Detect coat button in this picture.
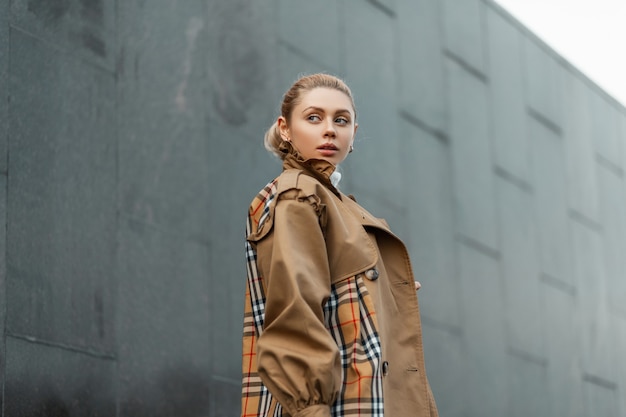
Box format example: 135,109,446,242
382,361,389,376
364,268,379,281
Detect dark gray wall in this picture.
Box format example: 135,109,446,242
1,0,625,416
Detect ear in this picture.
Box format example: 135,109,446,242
277,116,290,141
353,122,359,137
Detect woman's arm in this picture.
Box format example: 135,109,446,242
256,190,340,417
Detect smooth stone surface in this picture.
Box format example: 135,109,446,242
596,165,626,317
10,0,116,71
116,217,211,417
401,118,459,328
487,7,529,183
523,37,563,129
7,29,116,352
458,243,508,417
569,220,614,381
540,283,584,417
441,0,486,74
277,0,341,70
562,73,600,223
496,177,544,358
4,336,116,416
528,115,574,287
396,0,446,131
446,57,498,251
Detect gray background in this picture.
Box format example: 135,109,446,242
1,0,625,416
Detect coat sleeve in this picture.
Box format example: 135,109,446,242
255,189,340,417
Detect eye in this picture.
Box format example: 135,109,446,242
335,116,350,125
307,114,321,122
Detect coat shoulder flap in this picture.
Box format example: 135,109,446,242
247,170,322,243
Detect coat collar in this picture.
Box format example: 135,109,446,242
279,140,342,197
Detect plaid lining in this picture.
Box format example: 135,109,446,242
242,180,279,417
241,180,384,417
324,275,384,416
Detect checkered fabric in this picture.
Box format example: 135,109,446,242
241,179,384,417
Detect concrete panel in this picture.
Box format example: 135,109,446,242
523,38,563,129
7,30,116,352
582,380,619,417
212,378,241,417
496,178,544,358
396,0,446,131
422,325,464,417
205,0,278,140
597,166,626,317
400,118,459,327
441,0,486,74
570,220,613,381
117,0,211,240
458,244,507,417
207,119,278,376
277,43,345,103
541,283,584,417
446,57,498,251
277,0,341,71
118,128,211,242
562,73,599,223
621,113,626,174
342,2,403,218
508,353,549,417
0,174,5,407
528,115,573,287
591,92,622,169
487,8,529,183
207,124,281,379
211,238,248,378
0,0,7,174
613,316,626,417
117,217,211,417
208,134,278,239
10,0,116,71
4,336,116,416
368,0,395,15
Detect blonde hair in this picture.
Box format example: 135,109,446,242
264,73,356,159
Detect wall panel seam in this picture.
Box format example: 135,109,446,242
568,209,602,233
277,38,341,75
421,315,463,337
443,49,488,83
364,0,395,19
398,110,448,144
457,235,500,260
6,332,117,360
493,166,533,193
8,25,115,76
527,106,562,136
596,154,624,178
582,373,618,390
539,273,577,297
507,346,548,367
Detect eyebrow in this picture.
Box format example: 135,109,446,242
301,106,352,115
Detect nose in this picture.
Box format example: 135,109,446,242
323,119,336,138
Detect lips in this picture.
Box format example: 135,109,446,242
317,143,338,151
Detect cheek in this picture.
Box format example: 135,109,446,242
293,124,318,143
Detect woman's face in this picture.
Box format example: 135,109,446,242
278,87,357,166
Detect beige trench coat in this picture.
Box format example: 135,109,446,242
241,145,438,417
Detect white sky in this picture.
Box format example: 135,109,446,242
493,0,626,107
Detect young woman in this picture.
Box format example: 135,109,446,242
241,74,438,417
